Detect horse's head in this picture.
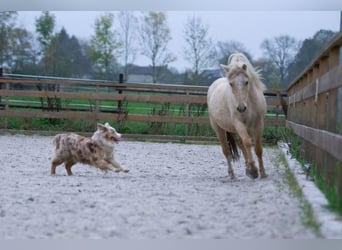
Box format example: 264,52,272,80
221,63,250,113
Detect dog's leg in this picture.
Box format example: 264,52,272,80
65,161,75,176
51,158,64,175
109,159,129,173
94,159,112,172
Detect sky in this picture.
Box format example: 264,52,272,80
15,11,341,71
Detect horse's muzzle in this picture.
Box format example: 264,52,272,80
237,105,247,113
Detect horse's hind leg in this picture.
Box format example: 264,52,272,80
212,124,235,179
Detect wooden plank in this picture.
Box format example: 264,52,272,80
0,110,209,124
0,78,209,92
288,64,342,105
0,88,287,106
0,89,208,104
265,97,284,106
0,128,219,143
288,32,342,91
0,109,284,126
0,78,287,97
286,120,342,162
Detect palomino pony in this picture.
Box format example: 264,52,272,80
207,53,267,179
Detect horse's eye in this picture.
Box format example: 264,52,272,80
245,81,249,85
229,82,233,86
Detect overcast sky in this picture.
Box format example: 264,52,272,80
16,11,340,70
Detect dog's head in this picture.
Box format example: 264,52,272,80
96,122,122,144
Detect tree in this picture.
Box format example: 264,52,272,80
0,11,18,67
286,29,336,85
0,11,38,74
35,11,56,75
254,58,280,89
118,11,138,79
69,37,93,78
35,11,59,112
140,11,176,83
261,35,299,88
9,27,38,74
35,11,55,48
89,13,122,80
183,15,214,84
215,40,252,65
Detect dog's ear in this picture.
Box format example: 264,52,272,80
97,123,107,132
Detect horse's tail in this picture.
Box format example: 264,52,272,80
226,132,240,161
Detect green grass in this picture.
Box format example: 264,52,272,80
311,161,342,215
273,152,322,237
284,128,342,216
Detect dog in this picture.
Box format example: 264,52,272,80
51,122,129,176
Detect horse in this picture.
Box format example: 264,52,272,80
207,53,267,179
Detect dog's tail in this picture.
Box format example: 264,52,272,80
53,134,62,149
226,131,240,161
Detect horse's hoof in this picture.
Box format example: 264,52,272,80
246,167,258,179
260,173,267,178
123,169,129,173
229,174,235,180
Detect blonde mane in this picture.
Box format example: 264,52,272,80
228,53,266,92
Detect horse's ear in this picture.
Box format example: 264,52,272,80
242,64,247,70
220,64,230,73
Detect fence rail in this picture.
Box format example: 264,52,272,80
287,31,342,204
0,73,287,136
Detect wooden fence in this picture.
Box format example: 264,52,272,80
0,73,287,139
287,31,342,203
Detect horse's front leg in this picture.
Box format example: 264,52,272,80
235,123,258,179
255,127,267,178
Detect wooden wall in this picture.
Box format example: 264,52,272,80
287,32,342,202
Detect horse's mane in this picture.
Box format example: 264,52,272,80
228,53,266,92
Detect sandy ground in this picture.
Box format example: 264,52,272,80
0,134,318,239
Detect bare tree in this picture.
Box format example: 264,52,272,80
183,15,214,84
118,11,138,79
140,11,176,83
215,40,252,65
261,35,299,87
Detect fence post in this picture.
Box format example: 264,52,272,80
118,74,124,112
4,82,9,129
0,68,9,129
185,90,190,137
94,83,99,128
0,68,2,104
